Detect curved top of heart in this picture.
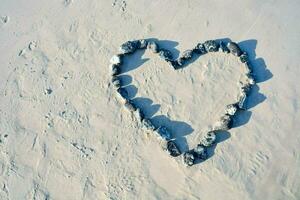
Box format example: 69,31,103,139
109,39,255,166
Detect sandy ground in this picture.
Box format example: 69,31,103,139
0,0,300,199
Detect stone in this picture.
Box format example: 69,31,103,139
240,52,249,63
214,114,233,130
227,42,242,57
177,57,185,66
119,41,138,54
204,40,219,52
181,50,193,60
194,43,207,54
183,151,195,166
200,131,217,147
110,55,122,65
159,49,173,61
124,100,137,112
156,126,171,140
237,92,247,109
111,76,121,88
219,41,230,53
142,118,156,131
225,104,238,116
169,60,181,70
134,108,144,122
166,140,181,157
194,144,208,160
246,74,255,85
117,88,128,100
138,39,148,49
147,41,159,53
110,64,120,76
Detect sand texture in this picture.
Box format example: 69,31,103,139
0,0,300,199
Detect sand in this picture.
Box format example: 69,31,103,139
0,0,300,199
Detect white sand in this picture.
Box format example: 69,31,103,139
0,0,300,199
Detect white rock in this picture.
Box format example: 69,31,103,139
110,55,121,65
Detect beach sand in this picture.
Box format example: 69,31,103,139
0,0,299,199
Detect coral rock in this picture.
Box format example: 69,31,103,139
194,144,208,160
194,43,207,54
119,41,138,54
225,104,238,116
183,151,195,166
240,52,249,63
204,40,219,52
159,49,173,61
227,42,242,57
181,50,193,60
215,115,233,130
200,131,217,147
167,140,181,157
110,55,122,65
138,39,148,49
219,41,230,53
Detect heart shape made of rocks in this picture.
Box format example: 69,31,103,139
109,39,255,166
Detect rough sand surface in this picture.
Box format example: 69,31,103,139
0,0,300,199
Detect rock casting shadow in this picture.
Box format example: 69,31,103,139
117,38,272,164
194,130,231,165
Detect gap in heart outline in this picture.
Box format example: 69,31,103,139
116,38,272,164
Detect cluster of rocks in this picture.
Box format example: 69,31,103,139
109,38,256,167
109,39,181,158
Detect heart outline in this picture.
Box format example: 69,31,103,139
109,38,271,166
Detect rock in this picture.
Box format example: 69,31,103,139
159,49,173,61
138,39,148,49
194,43,207,54
167,140,181,157
215,114,233,130
219,41,230,53
194,144,208,160
225,104,238,116
246,74,255,85
147,41,159,53
181,50,193,60
110,55,122,65
183,151,195,166
142,118,156,131
177,57,185,66
204,40,219,52
156,126,171,140
237,92,247,109
200,131,217,147
116,88,128,100
169,60,181,70
124,100,137,112
111,76,121,88
134,108,144,122
119,41,138,54
227,42,242,57
240,52,249,63
110,64,120,76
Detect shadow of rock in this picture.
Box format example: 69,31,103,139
118,74,132,87
151,115,194,152
131,97,160,118
231,110,252,128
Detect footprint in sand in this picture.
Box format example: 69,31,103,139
0,15,9,25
